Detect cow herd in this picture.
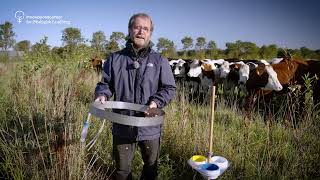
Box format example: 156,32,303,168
168,57,320,113
89,56,320,115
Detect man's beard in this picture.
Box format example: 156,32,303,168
133,37,149,48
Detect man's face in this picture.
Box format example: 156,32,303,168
129,16,152,49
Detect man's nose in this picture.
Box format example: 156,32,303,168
138,29,144,34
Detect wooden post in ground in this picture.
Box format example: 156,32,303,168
207,85,216,163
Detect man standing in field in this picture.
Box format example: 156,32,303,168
94,13,176,180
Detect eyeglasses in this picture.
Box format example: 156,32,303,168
132,25,150,33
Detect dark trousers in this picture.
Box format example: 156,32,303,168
112,136,160,180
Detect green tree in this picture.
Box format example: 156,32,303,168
187,50,197,59
181,36,193,58
259,44,278,59
207,40,217,59
31,36,50,52
226,40,259,59
51,46,64,58
28,36,51,61
156,38,176,58
105,40,120,55
0,21,16,51
181,36,193,50
196,37,206,50
289,49,303,59
217,49,227,59
110,32,125,48
105,32,125,55
226,41,241,58
61,27,83,46
314,49,320,60
91,31,106,57
15,40,30,52
239,41,259,59
300,46,316,59
196,37,206,59
91,31,106,51
110,32,125,42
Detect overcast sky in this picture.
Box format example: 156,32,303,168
1,0,320,50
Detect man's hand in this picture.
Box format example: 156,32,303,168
149,101,157,109
95,95,106,104
145,101,158,117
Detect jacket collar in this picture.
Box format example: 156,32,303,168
125,39,154,59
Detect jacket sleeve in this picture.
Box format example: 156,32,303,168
149,56,176,108
94,55,114,99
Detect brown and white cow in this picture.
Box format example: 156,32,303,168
91,57,103,73
244,57,310,113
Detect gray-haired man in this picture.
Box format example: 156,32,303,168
95,13,176,180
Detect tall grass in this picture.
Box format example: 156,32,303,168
0,60,319,179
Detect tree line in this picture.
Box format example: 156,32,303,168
1,21,320,61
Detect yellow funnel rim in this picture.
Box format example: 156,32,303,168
191,155,206,162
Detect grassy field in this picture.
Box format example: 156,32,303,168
0,60,319,179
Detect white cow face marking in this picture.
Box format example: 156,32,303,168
263,66,283,91
187,60,202,77
173,60,186,76
219,61,230,78
238,64,250,85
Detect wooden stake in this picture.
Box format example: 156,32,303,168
208,86,216,163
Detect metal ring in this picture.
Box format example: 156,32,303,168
89,101,165,127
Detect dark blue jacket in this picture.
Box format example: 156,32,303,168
95,47,176,141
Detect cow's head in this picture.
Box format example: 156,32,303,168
247,64,283,91
219,61,230,78
91,57,102,66
239,63,250,86
173,60,187,77
187,60,202,77
169,59,179,72
264,66,283,91
201,60,221,77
